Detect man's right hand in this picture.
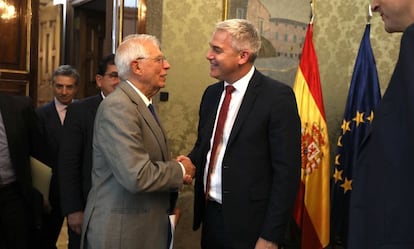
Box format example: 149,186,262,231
67,211,84,234
176,155,195,184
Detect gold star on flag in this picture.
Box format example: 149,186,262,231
337,135,343,147
341,177,353,193
335,154,341,165
341,119,351,134
366,110,375,123
353,111,365,127
333,168,343,183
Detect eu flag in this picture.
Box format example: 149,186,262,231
331,23,381,247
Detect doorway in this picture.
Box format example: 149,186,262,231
72,4,106,98
38,0,107,103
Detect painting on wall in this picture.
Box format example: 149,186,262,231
224,0,311,86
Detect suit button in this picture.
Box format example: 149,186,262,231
223,165,229,169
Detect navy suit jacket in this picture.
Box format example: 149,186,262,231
58,94,102,215
348,23,414,249
36,100,63,172
190,69,301,248
36,100,68,208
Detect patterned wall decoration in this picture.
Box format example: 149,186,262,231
160,0,223,157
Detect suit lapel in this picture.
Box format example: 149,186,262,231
118,82,170,160
206,83,225,140
49,100,63,127
227,70,260,147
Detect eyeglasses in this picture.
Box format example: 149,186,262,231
103,72,119,78
136,55,167,64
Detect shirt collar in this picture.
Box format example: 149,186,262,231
224,65,255,93
125,80,152,106
54,97,70,112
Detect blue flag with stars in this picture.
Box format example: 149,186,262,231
331,23,381,246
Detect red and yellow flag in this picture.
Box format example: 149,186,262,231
292,23,330,249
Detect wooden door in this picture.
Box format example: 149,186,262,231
75,8,105,98
0,0,38,99
38,2,61,106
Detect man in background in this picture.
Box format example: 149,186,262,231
81,34,195,249
187,19,301,249
59,54,119,249
348,1,414,248
0,93,43,249
37,65,79,249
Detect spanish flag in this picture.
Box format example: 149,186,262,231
292,23,330,248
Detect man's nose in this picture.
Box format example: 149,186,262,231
206,49,214,60
61,86,69,94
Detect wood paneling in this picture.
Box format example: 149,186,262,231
0,0,28,72
0,79,28,96
0,0,38,101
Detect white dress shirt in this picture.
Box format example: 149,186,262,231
204,66,255,203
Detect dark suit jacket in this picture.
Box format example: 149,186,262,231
36,100,66,208
348,23,414,249
190,70,301,248
36,100,63,171
0,93,43,230
59,94,102,216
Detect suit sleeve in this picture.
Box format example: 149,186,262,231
261,86,301,243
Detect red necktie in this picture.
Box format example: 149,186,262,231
205,85,235,200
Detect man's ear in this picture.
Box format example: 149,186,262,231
131,60,142,74
95,74,103,88
239,50,251,64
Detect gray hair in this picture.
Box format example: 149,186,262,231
52,65,80,85
115,34,161,79
215,19,261,62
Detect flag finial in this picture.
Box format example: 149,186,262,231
310,0,315,24
368,4,373,24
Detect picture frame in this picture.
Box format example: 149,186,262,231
223,0,311,86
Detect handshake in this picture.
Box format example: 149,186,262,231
176,155,195,185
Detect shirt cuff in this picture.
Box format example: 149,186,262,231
178,162,185,177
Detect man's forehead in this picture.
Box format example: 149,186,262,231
54,76,76,85
106,64,118,72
